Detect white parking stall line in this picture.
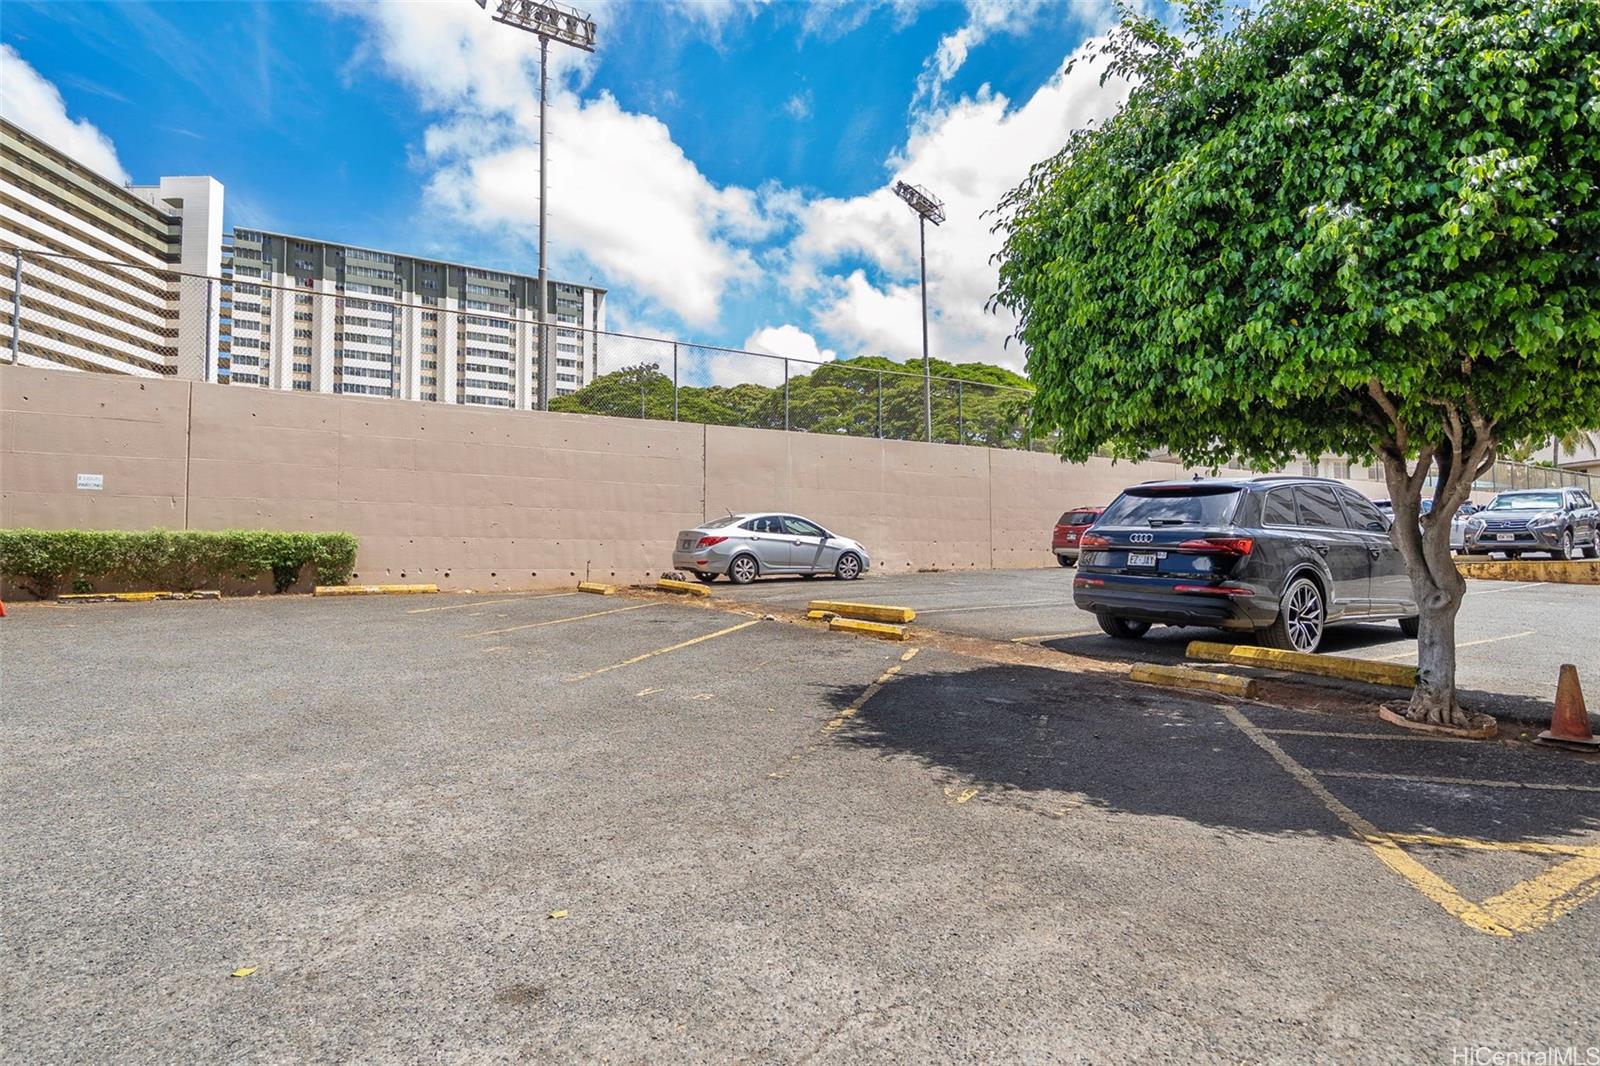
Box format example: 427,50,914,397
1368,629,1538,662
916,600,1076,615
1465,582,1546,596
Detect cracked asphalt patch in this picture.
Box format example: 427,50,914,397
2,591,1596,1061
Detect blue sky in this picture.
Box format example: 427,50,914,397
1,0,1135,374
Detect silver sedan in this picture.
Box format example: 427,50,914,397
672,513,872,585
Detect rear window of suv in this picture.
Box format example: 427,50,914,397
1097,486,1242,528
1058,510,1100,525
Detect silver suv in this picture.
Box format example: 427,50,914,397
1463,488,1600,559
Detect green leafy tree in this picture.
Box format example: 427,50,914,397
992,0,1600,728
554,356,1039,446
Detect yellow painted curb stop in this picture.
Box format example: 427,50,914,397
656,578,711,597
829,616,910,641
58,590,221,603
577,582,616,595
1455,558,1600,585
1130,663,1258,698
1187,640,1416,687
314,584,439,597
808,600,916,624
806,609,835,621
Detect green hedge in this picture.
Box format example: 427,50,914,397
0,529,358,598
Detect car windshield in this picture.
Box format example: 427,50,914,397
1097,486,1241,527
1488,493,1563,511
701,515,743,528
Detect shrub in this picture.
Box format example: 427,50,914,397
0,529,361,598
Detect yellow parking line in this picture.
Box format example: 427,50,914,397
1382,833,1600,858
1369,629,1536,661
1481,853,1600,934
1010,628,1100,644
1219,705,1514,937
409,593,576,614
566,619,761,682
822,660,908,733
466,601,656,638
1314,769,1600,793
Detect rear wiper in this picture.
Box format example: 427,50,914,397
1147,518,1189,527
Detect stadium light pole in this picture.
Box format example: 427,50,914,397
477,0,596,411
893,180,945,443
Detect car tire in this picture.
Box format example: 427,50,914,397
727,554,759,585
1056,554,1073,568
1398,615,1420,638
692,571,717,584
1262,575,1325,653
1586,540,1600,560
834,552,862,581
1557,530,1576,561
1095,613,1150,639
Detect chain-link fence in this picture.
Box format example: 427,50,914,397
2,245,1597,492
0,247,219,382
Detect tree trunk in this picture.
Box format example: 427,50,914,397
1378,451,1477,728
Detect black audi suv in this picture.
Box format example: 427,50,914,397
1072,476,1418,653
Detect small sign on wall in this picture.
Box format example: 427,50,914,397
76,473,104,491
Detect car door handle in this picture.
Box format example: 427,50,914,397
1369,548,1383,559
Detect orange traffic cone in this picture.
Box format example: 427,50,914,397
1537,664,1599,748
0,598,6,617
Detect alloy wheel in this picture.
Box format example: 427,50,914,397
836,553,861,580
730,556,758,584
1284,579,1324,652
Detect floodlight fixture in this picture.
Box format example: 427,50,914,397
893,181,946,226
478,0,598,408
492,0,597,53
893,179,945,441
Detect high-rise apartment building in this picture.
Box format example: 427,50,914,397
0,118,223,378
220,229,606,406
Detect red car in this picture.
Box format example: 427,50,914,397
1052,506,1105,567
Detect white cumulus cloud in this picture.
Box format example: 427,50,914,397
0,45,130,184
789,43,1131,370
342,0,781,329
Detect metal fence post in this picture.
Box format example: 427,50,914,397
783,358,790,432
672,342,679,422
957,380,964,445
877,370,883,439
204,277,214,382
640,372,647,419
9,252,20,364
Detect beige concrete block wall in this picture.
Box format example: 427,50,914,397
1,369,190,531
1,364,1438,596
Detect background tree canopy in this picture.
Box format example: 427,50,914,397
552,356,1039,447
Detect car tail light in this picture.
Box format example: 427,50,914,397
1080,533,1112,549
1173,584,1255,597
696,536,728,548
1177,536,1254,556
1074,576,1104,588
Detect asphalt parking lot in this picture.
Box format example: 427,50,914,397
3,586,1597,1061
717,568,1597,725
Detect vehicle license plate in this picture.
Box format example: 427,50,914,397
680,539,693,549
1495,534,1515,542
1127,552,1157,568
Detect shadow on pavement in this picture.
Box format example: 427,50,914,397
1034,622,1411,663
825,660,1600,844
